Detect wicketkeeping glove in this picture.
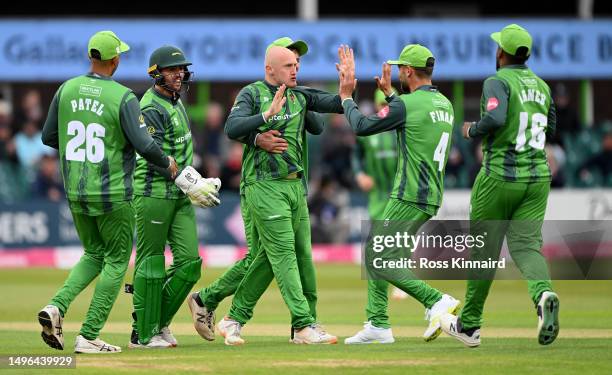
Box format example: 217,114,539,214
175,166,222,208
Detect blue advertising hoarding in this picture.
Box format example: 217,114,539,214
1,19,611,81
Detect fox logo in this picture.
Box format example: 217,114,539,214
486,97,499,111
185,172,196,184
377,106,390,118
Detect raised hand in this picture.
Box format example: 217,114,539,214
263,84,287,121
256,129,288,154
375,63,393,97
336,45,357,100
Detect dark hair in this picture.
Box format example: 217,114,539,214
413,56,434,78
89,49,102,60
505,47,530,65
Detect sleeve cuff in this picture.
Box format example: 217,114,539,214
342,97,354,106
468,121,478,138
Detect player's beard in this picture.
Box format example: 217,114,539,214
399,77,410,93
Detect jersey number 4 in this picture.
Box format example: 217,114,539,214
516,112,547,151
434,132,450,172
66,120,106,163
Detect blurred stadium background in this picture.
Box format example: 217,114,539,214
1,1,612,267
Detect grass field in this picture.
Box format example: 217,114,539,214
1,265,611,374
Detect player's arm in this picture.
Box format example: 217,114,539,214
467,78,509,138
305,111,325,135
293,86,344,114
225,86,266,141
244,108,322,151
120,93,171,170
342,95,406,136
41,86,63,149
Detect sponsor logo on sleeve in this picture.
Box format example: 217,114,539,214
377,106,390,118
486,97,499,111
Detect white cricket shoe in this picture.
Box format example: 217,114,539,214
75,335,121,354
440,313,481,348
128,334,173,349
160,326,178,347
217,317,245,346
38,304,64,350
188,292,215,341
423,294,461,341
344,321,395,344
537,291,560,345
291,324,338,344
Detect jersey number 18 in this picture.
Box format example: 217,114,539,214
516,112,547,152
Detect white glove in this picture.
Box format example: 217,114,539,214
190,178,221,208
175,166,221,208
202,177,221,193
175,166,202,194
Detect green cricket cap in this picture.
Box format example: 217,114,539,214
387,44,434,68
266,37,309,56
490,24,532,57
88,31,130,60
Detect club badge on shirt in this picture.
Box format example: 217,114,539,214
377,106,390,118
486,97,499,111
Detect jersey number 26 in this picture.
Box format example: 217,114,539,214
66,120,106,163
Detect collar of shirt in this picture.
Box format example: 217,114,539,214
263,80,280,94
152,86,180,105
86,72,112,81
414,84,438,92
499,64,528,70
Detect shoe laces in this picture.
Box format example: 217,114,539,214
312,323,328,335
228,321,242,336
161,327,174,337
205,310,215,325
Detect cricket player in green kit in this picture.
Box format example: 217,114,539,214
38,31,178,353
336,45,461,344
187,37,326,343
353,90,409,301
127,45,221,349
209,45,343,345
441,24,560,347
